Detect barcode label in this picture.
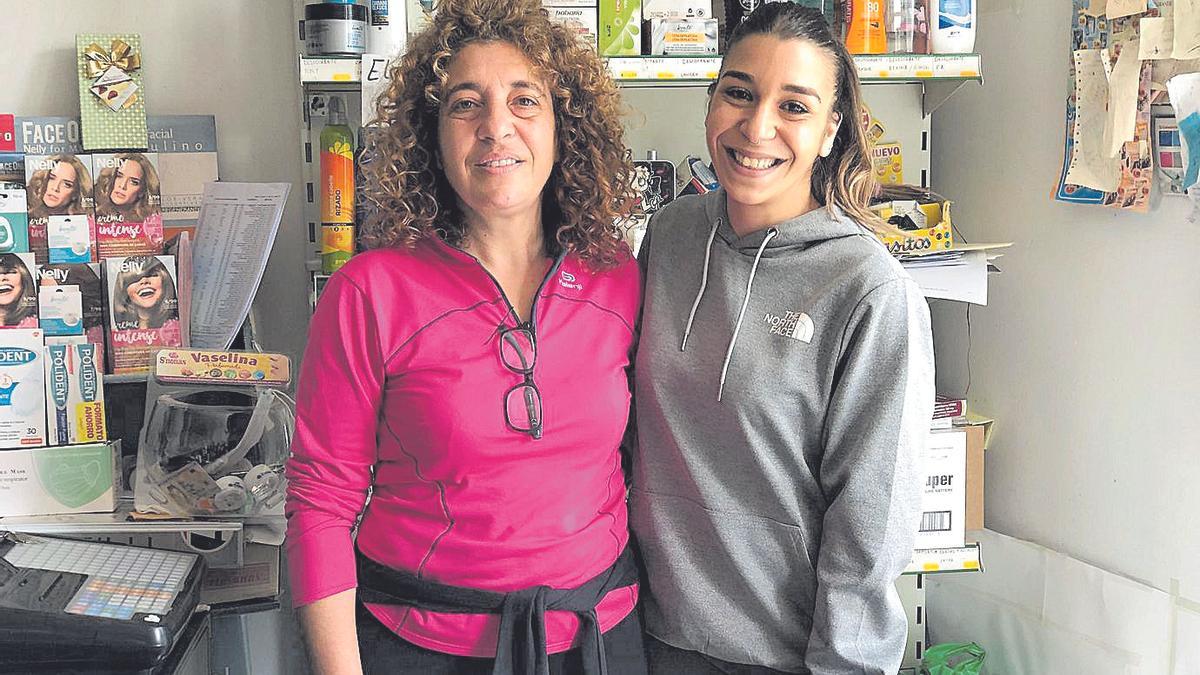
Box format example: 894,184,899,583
920,511,952,532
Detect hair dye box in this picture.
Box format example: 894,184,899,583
0,252,39,330
0,328,46,449
0,441,119,517
104,255,182,374
24,153,96,264
38,263,106,373
45,340,106,446
92,152,164,257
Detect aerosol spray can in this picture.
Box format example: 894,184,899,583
321,95,355,275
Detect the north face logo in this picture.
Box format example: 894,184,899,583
764,311,814,343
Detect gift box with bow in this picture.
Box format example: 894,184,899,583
76,34,148,151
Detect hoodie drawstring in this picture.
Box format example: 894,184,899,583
718,228,777,402
680,219,721,351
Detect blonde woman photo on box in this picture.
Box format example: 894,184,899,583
26,154,92,221
631,4,936,674
95,153,161,224
111,257,178,331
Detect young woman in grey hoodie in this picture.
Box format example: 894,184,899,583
631,4,936,673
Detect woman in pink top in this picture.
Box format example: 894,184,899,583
285,0,645,672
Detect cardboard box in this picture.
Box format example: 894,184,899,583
104,255,182,374
200,542,281,605
548,7,599,49
875,200,954,256
646,18,718,54
0,441,120,517
92,152,165,257
643,0,711,19
600,0,642,55
916,428,966,550
964,423,985,531
0,327,46,448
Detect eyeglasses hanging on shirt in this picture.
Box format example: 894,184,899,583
499,324,543,440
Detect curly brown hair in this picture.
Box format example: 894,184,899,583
358,0,637,269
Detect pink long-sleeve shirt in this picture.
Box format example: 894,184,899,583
285,238,640,657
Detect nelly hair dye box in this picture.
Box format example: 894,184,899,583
0,328,47,449
38,263,107,373
24,153,96,264
92,152,164,257
104,255,181,374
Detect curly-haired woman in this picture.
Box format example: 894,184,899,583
284,0,645,672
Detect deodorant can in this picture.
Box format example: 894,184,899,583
367,0,408,57
321,224,355,274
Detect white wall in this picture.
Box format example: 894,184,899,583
2,0,311,362
931,0,1200,612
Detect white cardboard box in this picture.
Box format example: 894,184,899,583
643,0,710,19
0,441,119,517
548,7,599,48
916,429,966,550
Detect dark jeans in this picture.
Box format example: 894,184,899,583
645,635,803,675
357,603,648,674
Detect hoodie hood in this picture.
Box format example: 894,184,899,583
703,188,873,258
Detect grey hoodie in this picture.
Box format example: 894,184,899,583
630,189,935,674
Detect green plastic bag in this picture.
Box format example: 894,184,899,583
922,642,986,675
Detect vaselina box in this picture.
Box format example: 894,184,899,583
0,328,46,449
548,7,599,48
0,441,119,517
45,341,106,446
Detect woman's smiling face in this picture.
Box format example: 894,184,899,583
127,273,163,309
0,268,22,307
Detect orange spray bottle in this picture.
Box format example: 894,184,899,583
845,0,886,54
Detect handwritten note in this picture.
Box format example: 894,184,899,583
1107,0,1148,18
1067,50,1123,192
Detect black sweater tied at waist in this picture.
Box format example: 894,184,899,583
355,546,638,675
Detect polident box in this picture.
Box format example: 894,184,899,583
0,441,119,517
45,341,106,446
0,328,47,449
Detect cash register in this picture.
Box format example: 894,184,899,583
0,531,204,672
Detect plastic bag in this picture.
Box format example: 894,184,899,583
922,642,986,675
